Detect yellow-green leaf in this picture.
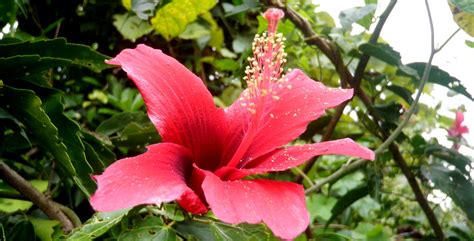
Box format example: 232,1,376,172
0,180,48,213
122,0,131,10
151,0,217,40
449,0,474,37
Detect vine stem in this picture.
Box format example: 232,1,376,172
0,161,74,232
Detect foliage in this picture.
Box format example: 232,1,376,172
0,0,473,240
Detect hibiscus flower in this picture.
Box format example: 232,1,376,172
90,8,374,239
448,111,469,150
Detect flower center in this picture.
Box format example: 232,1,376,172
224,8,287,169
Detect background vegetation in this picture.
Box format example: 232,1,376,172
0,0,473,240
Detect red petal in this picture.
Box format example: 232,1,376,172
217,138,374,180
202,172,309,239
90,143,206,212
107,45,225,170
455,111,464,127
223,69,353,167
459,126,469,134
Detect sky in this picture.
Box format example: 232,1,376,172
315,0,474,157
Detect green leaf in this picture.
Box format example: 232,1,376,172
327,184,369,226
175,219,215,241
422,164,474,221
42,93,96,196
339,4,376,30
130,0,161,19
466,39,474,48
200,12,224,49
0,180,48,213
0,0,17,24
30,218,59,241
449,1,474,36
175,218,278,241
0,38,109,74
112,122,161,150
386,84,414,104
450,0,474,15
366,225,391,241
307,194,337,222
373,102,403,123
1,86,76,175
214,59,239,71
359,43,418,76
222,0,259,17
97,112,160,151
151,0,217,40
179,22,211,40
68,209,131,241
426,144,472,176
113,13,153,42
405,62,473,100
82,131,116,167
7,220,36,241
118,216,176,241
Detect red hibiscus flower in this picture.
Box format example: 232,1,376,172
448,111,469,138
90,8,374,239
448,111,469,150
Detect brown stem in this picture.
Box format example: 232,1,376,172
0,161,74,232
263,1,444,239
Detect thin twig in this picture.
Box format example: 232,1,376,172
293,167,314,186
0,161,74,232
435,28,460,53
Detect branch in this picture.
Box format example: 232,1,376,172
294,0,398,182
0,161,74,232
263,1,445,239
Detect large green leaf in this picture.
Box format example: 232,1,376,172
0,38,109,77
1,85,76,175
68,209,130,241
405,62,473,100
118,216,176,241
422,164,474,221
150,0,217,40
42,94,96,196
